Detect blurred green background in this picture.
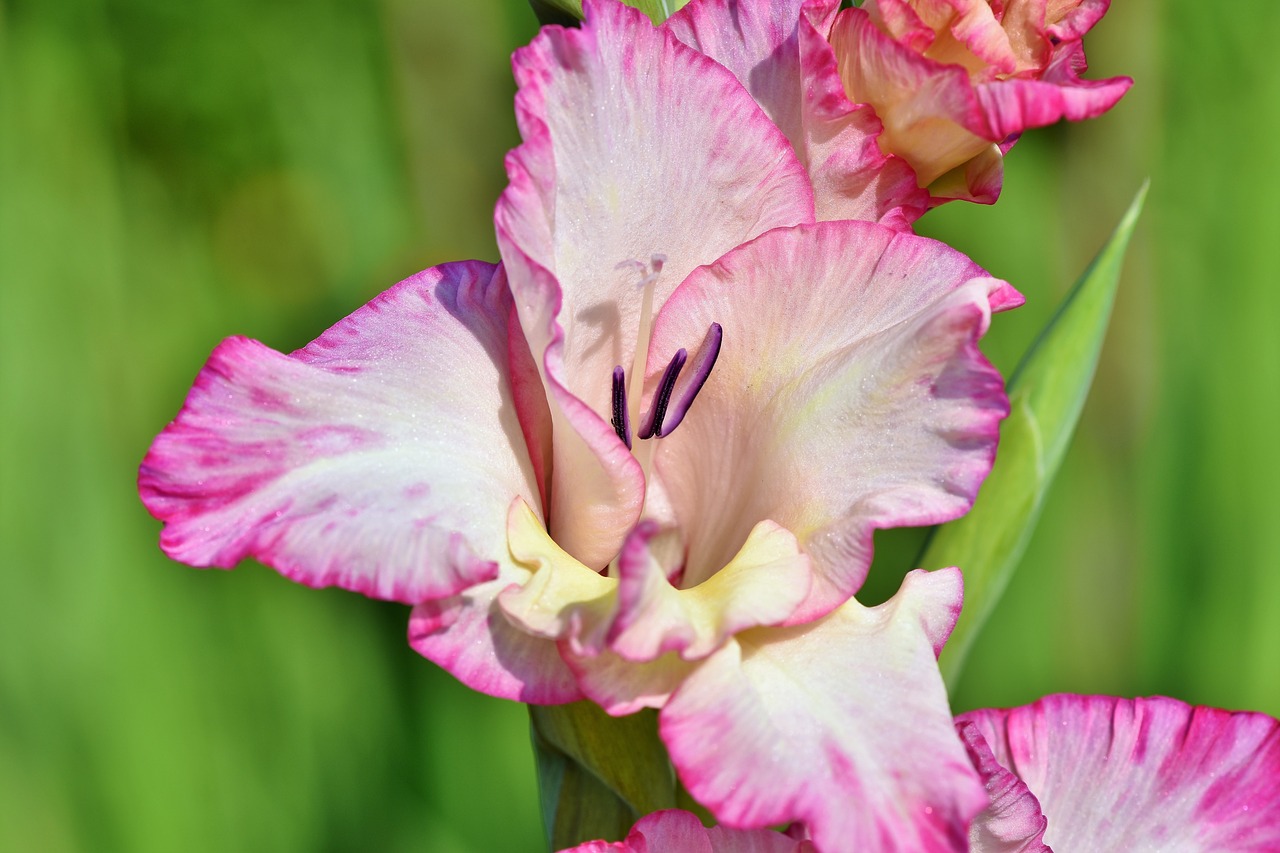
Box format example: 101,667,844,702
2,0,1277,849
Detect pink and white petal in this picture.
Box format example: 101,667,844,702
956,721,1049,853
567,648,697,716
494,0,814,565
664,0,828,147
959,695,1280,852
653,221,1016,616
660,569,987,852
139,261,542,604
409,574,583,704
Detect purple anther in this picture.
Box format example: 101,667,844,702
611,365,631,449
657,322,722,437
637,349,687,440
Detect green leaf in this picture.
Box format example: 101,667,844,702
528,702,679,849
528,0,689,25
528,0,584,25
927,181,1149,689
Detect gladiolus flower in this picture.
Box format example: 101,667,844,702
666,0,1131,219
959,695,1280,851
139,0,1017,841
830,0,1132,203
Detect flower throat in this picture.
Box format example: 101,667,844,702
609,255,722,453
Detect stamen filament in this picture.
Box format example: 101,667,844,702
625,255,664,428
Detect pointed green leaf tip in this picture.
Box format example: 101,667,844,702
926,182,1149,689
529,0,689,26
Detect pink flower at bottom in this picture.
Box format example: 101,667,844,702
959,695,1280,851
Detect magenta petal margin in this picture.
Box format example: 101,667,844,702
138,262,538,605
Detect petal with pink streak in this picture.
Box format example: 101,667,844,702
927,0,1022,74
959,695,1280,852
494,0,814,567
139,261,542,605
973,41,1132,140
408,573,583,704
667,0,929,226
660,568,987,852
1046,0,1112,43
956,721,1049,853
652,221,1017,617
867,0,936,51
558,809,812,853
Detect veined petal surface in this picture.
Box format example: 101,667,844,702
956,721,1049,853
495,0,815,567
660,568,987,852
652,220,1018,616
139,262,542,605
959,695,1280,852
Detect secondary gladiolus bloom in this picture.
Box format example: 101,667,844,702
663,0,1129,224
666,0,931,226
959,695,1280,851
139,0,1015,842
829,0,1132,203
